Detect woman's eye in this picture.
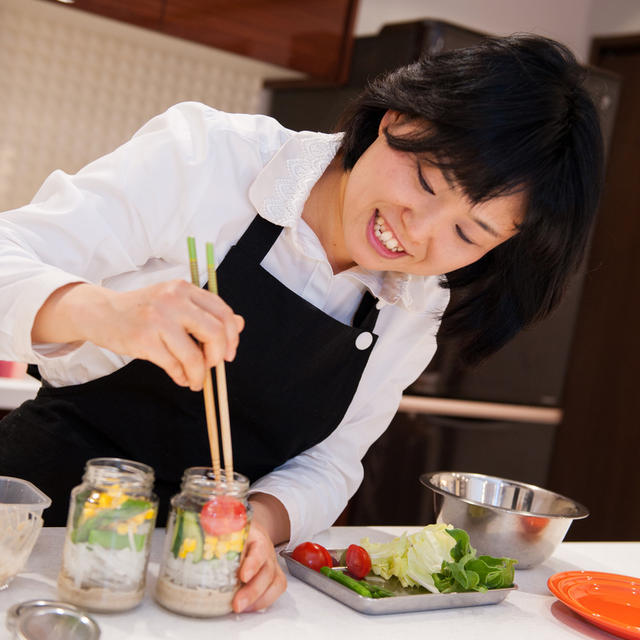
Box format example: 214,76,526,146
416,163,435,195
455,224,474,245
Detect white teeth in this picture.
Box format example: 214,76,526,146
373,215,405,253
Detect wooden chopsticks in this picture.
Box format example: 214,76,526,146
187,237,233,483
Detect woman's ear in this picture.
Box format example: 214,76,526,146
378,110,404,135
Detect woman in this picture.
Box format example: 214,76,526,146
0,35,602,612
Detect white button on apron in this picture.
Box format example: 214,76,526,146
355,332,373,350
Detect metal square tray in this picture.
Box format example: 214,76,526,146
281,549,517,615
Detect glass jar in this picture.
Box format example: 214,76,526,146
154,468,251,617
57,458,158,612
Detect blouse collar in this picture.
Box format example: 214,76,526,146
248,129,436,311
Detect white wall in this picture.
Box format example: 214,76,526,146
354,0,595,61
589,0,640,36
0,0,298,210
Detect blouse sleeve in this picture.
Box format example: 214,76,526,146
248,289,449,549
0,102,262,364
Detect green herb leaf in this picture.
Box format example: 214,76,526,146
432,529,517,593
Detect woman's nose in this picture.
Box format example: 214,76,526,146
402,205,438,243
398,208,430,255
403,201,459,242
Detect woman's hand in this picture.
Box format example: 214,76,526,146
31,280,243,390
232,492,290,613
233,520,287,613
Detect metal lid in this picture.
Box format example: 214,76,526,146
6,600,100,639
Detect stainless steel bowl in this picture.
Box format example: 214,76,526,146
420,471,589,569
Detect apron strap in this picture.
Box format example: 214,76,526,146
232,214,381,332
352,291,379,331
231,215,284,263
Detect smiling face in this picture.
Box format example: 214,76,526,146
335,111,526,276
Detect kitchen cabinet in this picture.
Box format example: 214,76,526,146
44,0,164,29
162,0,357,82
41,0,358,82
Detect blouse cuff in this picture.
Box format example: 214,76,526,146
10,271,89,363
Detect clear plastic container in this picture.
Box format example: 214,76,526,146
154,468,251,617
0,477,51,590
57,458,158,612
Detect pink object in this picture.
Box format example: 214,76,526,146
0,361,27,378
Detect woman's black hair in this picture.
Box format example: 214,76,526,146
337,34,604,365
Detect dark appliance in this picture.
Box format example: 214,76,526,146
267,20,620,526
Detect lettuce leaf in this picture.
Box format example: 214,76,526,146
361,525,516,594
361,524,456,592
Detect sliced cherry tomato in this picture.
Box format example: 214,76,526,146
291,542,333,572
521,515,550,535
200,495,247,536
345,544,371,579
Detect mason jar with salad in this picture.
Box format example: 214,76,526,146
154,467,251,617
57,457,158,612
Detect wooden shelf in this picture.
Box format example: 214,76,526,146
42,0,358,82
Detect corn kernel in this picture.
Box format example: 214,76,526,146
178,537,197,559
203,536,217,559
97,493,112,508
229,538,244,552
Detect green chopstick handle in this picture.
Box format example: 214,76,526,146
187,236,199,286
206,242,218,295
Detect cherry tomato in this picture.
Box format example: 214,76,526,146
200,495,247,536
345,544,371,579
291,542,333,572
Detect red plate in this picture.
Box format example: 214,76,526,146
548,571,640,640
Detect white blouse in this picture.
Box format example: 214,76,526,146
0,102,449,547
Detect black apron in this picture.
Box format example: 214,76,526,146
0,215,379,525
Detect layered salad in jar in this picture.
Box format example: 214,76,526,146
155,484,251,617
57,482,157,612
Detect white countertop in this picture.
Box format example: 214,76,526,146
1,526,638,639
0,375,39,410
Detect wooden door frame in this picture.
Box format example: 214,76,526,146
548,31,640,541
590,33,640,63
